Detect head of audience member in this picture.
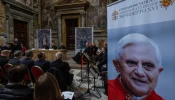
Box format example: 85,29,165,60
7,64,28,84
113,33,164,97
25,50,33,58
14,38,18,42
14,50,23,59
1,50,10,57
86,42,89,47
34,72,63,100
89,44,92,47
92,43,96,47
37,52,46,60
55,52,64,60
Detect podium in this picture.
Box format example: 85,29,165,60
32,49,67,61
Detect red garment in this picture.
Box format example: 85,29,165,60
21,46,26,53
108,76,164,100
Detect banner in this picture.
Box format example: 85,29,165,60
108,0,175,99
75,27,93,54
36,29,52,48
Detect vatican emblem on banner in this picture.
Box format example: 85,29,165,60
112,10,119,20
160,0,174,9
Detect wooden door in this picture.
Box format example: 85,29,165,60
13,19,28,48
65,18,78,50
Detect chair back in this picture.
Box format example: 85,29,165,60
31,66,44,81
47,67,67,91
4,64,13,73
25,70,31,81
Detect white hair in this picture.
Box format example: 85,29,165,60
114,33,162,66
55,52,64,60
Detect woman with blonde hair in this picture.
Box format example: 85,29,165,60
34,72,63,100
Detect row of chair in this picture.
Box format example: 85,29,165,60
0,64,44,84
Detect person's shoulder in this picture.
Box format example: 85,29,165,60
108,78,126,100
145,90,164,100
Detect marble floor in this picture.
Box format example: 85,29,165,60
64,51,108,100
70,69,107,100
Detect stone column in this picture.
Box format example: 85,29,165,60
80,12,85,27
57,14,61,46
5,4,10,42
28,19,33,49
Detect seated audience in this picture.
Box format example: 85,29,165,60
0,64,33,100
50,52,73,87
0,50,10,73
47,67,67,92
34,52,50,72
51,42,57,50
21,50,35,83
42,42,49,49
58,43,66,49
21,50,35,70
2,42,12,51
8,50,23,65
34,72,63,100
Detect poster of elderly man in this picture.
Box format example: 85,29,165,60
36,29,51,49
107,0,175,100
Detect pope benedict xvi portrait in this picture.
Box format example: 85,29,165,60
108,33,164,100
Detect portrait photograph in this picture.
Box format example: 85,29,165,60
36,29,51,48
107,0,175,99
75,27,93,54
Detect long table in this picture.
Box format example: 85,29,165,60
32,49,67,61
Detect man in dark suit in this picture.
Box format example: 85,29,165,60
51,43,57,50
21,50,35,70
21,50,35,83
50,52,73,86
58,43,66,49
8,50,23,65
14,38,21,51
83,42,90,55
42,42,49,49
0,50,10,73
34,52,50,72
2,43,12,51
0,64,33,100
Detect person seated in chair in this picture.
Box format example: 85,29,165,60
21,50,35,71
0,64,33,100
8,50,23,65
0,50,10,73
34,72,63,100
21,50,35,83
42,42,49,49
51,43,57,50
34,52,50,72
50,52,73,87
58,43,66,49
